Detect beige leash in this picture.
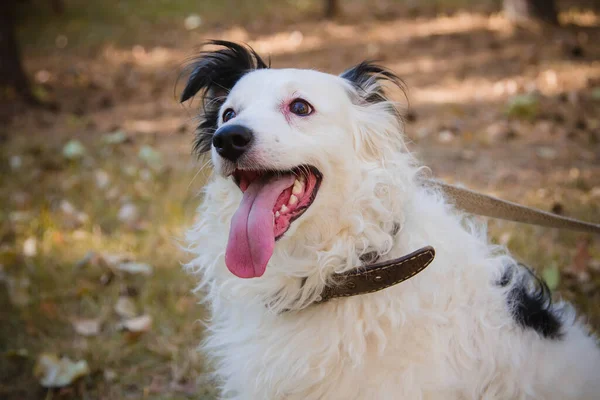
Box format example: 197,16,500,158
296,181,599,309
428,180,600,234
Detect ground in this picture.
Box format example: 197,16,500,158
1,1,599,399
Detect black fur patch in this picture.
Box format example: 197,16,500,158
180,40,269,155
340,61,406,106
499,263,563,340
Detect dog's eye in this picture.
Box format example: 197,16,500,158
222,108,236,123
289,99,313,116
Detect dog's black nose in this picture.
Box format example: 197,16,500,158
212,124,254,162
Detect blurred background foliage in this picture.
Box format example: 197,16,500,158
1,0,600,399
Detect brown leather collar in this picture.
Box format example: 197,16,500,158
313,246,435,305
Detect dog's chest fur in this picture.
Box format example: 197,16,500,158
187,178,600,400
207,285,509,400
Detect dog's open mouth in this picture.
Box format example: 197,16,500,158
225,166,322,279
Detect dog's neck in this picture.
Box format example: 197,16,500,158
268,222,426,311
260,176,419,313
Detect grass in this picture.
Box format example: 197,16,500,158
17,0,322,52
0,133,215,399
3,0,600,398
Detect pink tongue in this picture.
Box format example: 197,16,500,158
225,174,295,278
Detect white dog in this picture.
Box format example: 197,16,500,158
181,41,600,400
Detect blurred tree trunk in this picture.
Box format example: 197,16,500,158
0,2,38,104
50,0,64,14
324,0,339,19
504,0,559,25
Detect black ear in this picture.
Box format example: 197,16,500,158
180,40,269,103
340,61,405,104
180,40,269,154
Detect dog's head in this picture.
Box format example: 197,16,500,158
181,41,408,280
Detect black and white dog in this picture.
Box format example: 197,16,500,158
182,41,600,399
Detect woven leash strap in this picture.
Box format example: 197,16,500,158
428,180,600,235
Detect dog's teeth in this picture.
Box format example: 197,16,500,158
292,180,303,195
275,211,280,218
289,195,298,205
280,205,289,213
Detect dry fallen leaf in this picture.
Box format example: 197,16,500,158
104,368,117,382
437,130,454,143
184,14,203,30
118,203,139,223
590,187,600,200
10,155,22,170
94,169,110,189
100,252,134,267
23,237,37,257
115,262,153,276
62,140,86,160
94,252,152,276
34,353,90,388
71,318,101,336
119,314,152,332
115,296,137,318
102,130,129,145
59,200,89,226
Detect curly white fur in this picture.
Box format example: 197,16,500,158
184,64,600,400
